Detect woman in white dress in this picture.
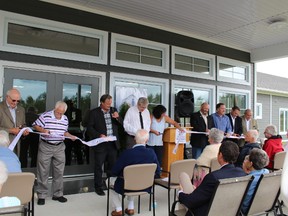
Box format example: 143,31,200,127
147,105,184,167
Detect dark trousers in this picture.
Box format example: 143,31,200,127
93,141,117,189
146,145,163,167
20,133,39,168
125,135,136,149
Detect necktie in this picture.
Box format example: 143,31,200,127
139,112,144,129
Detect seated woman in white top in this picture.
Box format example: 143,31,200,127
193,128,224,186
197,128,224,167
0,160,21,208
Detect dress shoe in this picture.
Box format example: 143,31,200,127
111,210,122,216
125,208,135,215
95,188,105,196
37,198,45,205
52,196,67,203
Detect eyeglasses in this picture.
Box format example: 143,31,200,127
8,96,20,103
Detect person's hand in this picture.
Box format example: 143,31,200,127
232,133,239,137
112,112,119,119
23,129,30,136
179,127,185,133
10,127,20,135
70,135,78,141
226,133,231,138
100,134,106,138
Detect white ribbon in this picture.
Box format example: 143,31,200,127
8,127,117,151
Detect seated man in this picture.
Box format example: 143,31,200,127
0,160,21,208
0,130,21,173
178,141,246,216
235,130,261,167
110,129,160,216
241,149,269,214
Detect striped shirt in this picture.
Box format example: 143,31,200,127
33,110,68,143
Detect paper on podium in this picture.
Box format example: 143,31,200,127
172,129,186,154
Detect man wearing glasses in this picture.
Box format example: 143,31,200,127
0,88,29,146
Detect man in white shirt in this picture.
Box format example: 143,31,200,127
124,97,151,149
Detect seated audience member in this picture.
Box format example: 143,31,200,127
0,130,21,173
178,141,246,216
110,129,160,216
262,125,284,169
235,130,261,167
241,149,269,214
0,160,21,208
197,128,224,168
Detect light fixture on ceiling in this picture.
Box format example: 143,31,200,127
268,18,288,30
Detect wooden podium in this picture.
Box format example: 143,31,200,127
162,127,191,176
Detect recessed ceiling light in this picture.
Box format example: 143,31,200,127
268,19,288,30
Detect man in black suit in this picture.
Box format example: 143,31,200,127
190,102,214,159
87,94,123,196
178,141,246,216
226,106,243,137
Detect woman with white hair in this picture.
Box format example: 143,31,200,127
196,128,224,168
0,130,21,173
0,160,21,208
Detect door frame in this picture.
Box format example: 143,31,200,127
0,60,106,103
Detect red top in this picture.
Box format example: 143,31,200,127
263,136,284,169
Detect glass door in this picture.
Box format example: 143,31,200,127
3,68,99,175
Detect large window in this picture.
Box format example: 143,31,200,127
1,12,108,63
217,57,251,85
110,73,169,116
218,87,250,114
172,47,215,79
172,81,215,125
279,108,288,134
111,34,169,73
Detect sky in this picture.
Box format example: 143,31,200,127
256,57,288,78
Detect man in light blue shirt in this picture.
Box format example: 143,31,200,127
210,103,232,135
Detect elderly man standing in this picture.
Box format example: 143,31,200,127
210,103,232,135
124,97,151,149
263,125,284,169
110,129,160,216
190,102,214,159
235,130,261,167
86,94,123,196
0,88,29,150
33,101,77,205
241,109,258,134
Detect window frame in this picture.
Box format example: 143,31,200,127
172,46,215,80
255,103,263,119
217,86,251,113
279,108,288,135
111,33,169,73
171,80,216,117
109,72,169,110
217,56,251,85
0,11,108,64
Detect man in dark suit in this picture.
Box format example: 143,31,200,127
110,129,160,216
190,102,214,159
0,88,29,154
178,141,246,216
226,106,243,137
87,94,123,196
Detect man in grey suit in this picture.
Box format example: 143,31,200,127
0,88,28,152
239,109,258,148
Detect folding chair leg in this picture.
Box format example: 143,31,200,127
122,195,125,216
106,178,110,216
174,189,177,202
138,195,140,213
152,185,155,216
168,188,171,214
149,192,152,211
